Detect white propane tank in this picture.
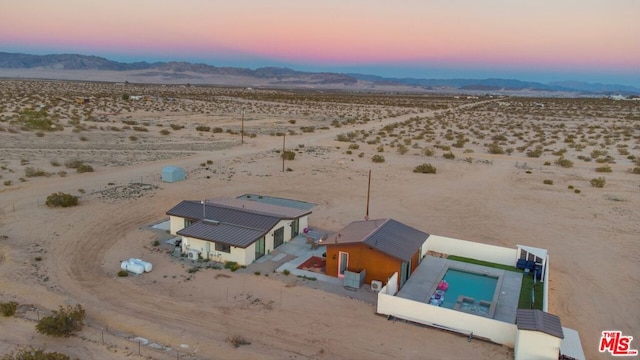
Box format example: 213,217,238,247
130,258,153,272
120,260,144,275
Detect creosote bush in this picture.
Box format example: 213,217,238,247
0,301,18,317
590,177,606,188
35,304,85,337
543,179,553,185
281,150,296,160
0,346,74,360
413,163,437,174
371,154,385,163
555,157,573,168
45,192,78,208
117,270,129,277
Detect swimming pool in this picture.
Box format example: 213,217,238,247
430,268,500,317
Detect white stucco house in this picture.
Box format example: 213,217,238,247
166,197,311,265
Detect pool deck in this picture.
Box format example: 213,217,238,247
397,256,522,324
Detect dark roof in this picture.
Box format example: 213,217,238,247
325,219,429,262
206,197,311,218
516,309,564,339
167,200,281,230
177,220,267,248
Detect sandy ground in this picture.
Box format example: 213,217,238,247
0,81,639,359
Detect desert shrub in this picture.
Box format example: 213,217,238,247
595,166,612,173
423,148,435,157
358,152,364,158
632,167,640,174
224,261,243,272
132,126,148,132
152,240,160,246
574,189,581,194
283,269,290,275
159,129,171,135
288,119,296,124
36,131,45,137
75,164,93,173
543,179,553,185
122,94,130,100
129,135,138,141
3,180,12,186
50,159,61,167
24,167,50,178
117,270,129,277
0,301,18,317
348,143,360,150
281,150,296,160
526,148,543,158
345,150,352,155
19,109,56,131
443,151,455,160
64,159,85,169
35,304,85,337
555,157,573,168
45,192,78,208
487,142,505,154
413,163,437,174
0,346,73,360
568,185,574,189
543,161,551,166
226,335,251,348
590,177,606,188
376,145,384,153
371,154,385,163
212,127,223,133
79,136,88,141
169,124,183,130
300,126,315,133
397,144,409,155
196,125,211,132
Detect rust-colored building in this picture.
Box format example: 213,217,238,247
323,218,429,288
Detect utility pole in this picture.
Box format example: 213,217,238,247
241,109,244,144
282,131,286,172
365,169,371,220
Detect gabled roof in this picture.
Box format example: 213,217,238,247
177,220,267,248
206,197,311,219
166,200,282,230
324,219,429,262
516,309,564,339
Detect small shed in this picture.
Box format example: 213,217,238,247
162,166,186,183
514,309,564,360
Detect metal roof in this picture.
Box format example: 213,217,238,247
166,200,282,231
206,197,311,219
324,219,429,262
516,309,564,339
177,220,267,248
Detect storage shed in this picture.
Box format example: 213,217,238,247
162,166,186,183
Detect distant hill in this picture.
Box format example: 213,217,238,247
0,52,637,95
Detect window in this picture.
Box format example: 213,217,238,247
184,219,194,227
215,243,231,253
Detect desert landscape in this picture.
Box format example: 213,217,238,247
0,79,639,359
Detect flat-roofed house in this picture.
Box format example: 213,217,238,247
166,197,311,265
323,218,429,288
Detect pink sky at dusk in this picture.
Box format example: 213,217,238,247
1,0,638,85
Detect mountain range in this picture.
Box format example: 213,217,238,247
0,52,638,96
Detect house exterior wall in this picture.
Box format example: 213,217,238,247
377,288,518,347
325,243,405,286
514,330,561,360
169,215,186,235
425,235,517,266
180,236,251,264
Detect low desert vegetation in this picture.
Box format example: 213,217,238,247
371,154,385,163
413,163,437,174
45,192,78,208
590,177,606,188
35,304,85,337
0,301,18,317
0,346,74,360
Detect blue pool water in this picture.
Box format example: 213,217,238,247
438,269,498,309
